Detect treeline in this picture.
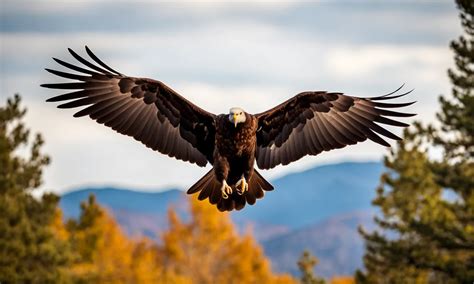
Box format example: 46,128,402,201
54,194,299,283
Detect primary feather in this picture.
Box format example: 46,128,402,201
255,88,415,169
42,46,215,167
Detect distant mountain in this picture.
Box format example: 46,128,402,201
263,210,376,277
233,161,383,230
59,161,383,277
60,187,186,219
60,187,188,237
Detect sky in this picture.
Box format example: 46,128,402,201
0,0,461,195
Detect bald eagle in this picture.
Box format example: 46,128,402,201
42,47,415,211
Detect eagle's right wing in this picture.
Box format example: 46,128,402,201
255,87,415,169
42,46,215,167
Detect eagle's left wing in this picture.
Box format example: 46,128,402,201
42,46,216,166
255,87,415,169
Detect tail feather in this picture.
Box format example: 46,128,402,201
187,169,213,194
209,183,222,205
186,169,273,212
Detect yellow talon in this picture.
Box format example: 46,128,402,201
220,180,232,199
236,177,248,195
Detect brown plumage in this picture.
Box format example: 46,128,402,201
42,46,415,211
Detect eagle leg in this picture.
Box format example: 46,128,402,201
235,176,248,195
220,180,233,199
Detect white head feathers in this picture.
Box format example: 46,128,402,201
228,107,246,127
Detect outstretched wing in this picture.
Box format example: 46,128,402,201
42,46,215,166
255,86,415,169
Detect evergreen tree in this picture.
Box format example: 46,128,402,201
0,95,69,282
297,250,325,284
357,1,474,283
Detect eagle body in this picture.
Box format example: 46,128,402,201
213,113,257,186
42,47,415,212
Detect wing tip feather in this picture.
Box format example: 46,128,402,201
368,85,414,101
41,83,56,89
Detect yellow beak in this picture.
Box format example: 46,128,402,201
233,114,238,127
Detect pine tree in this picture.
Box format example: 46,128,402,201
357,1,474,283
297,250,325,284
0,94,70,282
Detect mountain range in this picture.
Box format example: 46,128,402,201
59,161,384,278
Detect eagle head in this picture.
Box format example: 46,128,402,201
229,107,246,127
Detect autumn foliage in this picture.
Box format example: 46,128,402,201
162,196,296,284
49,194,296,283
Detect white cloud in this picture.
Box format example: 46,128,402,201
1,30,452,93
3,1,94,14
325,45,450,79
3,0,297,16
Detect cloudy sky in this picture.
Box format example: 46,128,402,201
1,0,461,194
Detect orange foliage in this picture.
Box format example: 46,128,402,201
66,196,135,283
50,208,69,241
55,194,296,283
160,196,296,284
330,276,355,284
